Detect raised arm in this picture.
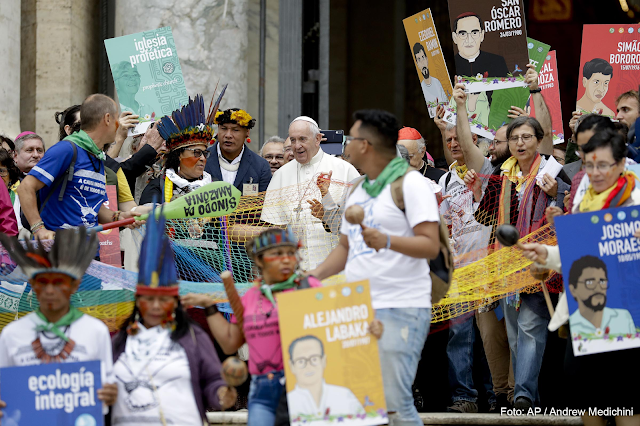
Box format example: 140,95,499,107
526,64,553,156
453,83,486,172
435,105,454,167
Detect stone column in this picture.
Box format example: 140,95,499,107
115,0,250,123
0,0,22,138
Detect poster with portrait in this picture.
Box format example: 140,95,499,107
104,27,189,135
555,206,640,356
530,50,565,144
403,9,453,118
446,0,530,92
0,360,103,425
576,24,640,119
277,280,387,426
442,37,548,139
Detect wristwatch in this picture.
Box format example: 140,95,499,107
530,88,542,94
205,304,219,317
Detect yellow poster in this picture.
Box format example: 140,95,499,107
403,9,453,117
277,280,387,426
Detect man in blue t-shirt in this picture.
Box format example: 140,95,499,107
18,94,142,240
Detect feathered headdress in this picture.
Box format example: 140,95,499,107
247,227,300,256
0,227,98,280
136,205,179,296
157,84,228,152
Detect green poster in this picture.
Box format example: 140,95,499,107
104,26,189,134
487,38,551,130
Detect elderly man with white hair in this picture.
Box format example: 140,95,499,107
261,116,359,269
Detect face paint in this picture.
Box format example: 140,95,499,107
181,155,200,168
592,153,597,161
138,299,150,318
32,273,74,298
262,254,297,263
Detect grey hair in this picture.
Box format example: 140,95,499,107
477,138,491,157
260,137,285,155
415,137,426,152
445,123,456,132
14,133,44,153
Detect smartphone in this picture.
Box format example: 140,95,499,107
322,130,344,143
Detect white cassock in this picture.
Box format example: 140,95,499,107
261,149,360,270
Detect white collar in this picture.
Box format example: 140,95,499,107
217,143,245,166
464,51,480,62
166,168,213,189
298,148,324,168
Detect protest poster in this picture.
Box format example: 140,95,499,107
446,0,530,93
555,206,640,356
531,50,565,144
576,24,640,118
0,360,103,425
403,9,453,118
98,186,121,268
442,37,548,139
277,280,387,426
104,27,189,135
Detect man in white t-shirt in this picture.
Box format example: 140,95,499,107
311,109,440,426
438,84,494,414
0,228,117,421
287,336,365,418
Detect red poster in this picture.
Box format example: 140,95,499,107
531,50,564,144
98,185,122,268
576,24,640,119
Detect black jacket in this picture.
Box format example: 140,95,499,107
105,144,159,192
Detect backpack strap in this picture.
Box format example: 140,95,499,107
444,171,453,191
39,141,78,213
389,166,417,212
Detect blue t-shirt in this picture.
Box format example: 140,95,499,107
30,141,107,231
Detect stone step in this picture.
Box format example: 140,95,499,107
206,411,583,425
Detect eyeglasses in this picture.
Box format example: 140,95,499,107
490,139,508,147
264,154,284,161
292,355,322,369
184,148,210,159
0,167,7,177
456,29,482,40
508,134,535,144
584,162,618,173
576,278,608,289
344,136,370,146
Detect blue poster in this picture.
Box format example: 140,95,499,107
555,206,640,356
0,360,103,426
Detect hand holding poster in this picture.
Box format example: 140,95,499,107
555,206,640,356
277,281,387,425
403,9,453,117
446,0,530,92
576,24,640,119
0,360,103,425
531,51,565,144
104,27,189,135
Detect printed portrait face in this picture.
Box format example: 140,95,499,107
570,267,608,312
415,48,429,79
452,16,485,60
583,73,611,104
116,68,142,95
290,338,326,388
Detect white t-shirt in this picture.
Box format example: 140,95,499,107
340,171,440,309
0,312,114,413
438,158,493,263
287,382,365,418
111,325,201,426
421,76,449,117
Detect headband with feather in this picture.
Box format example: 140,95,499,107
136,204,179,296
0,227,98,280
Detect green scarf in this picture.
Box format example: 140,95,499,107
260,274,299,306
35,307,84,342
362,157,409,198
65,130,106,161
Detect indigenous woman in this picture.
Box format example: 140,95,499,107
0,228,117,420
181,228,324,426
521,130,640,426
466,116,571,409
111,208,236,426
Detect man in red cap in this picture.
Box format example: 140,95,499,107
397,127,445,183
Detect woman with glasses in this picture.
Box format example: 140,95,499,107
465,116,571,410
520,130,640,425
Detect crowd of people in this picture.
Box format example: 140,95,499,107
0,57,639,426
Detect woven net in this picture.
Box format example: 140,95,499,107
0,170,563,332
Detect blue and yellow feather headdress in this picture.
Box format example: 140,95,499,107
136,205,179,296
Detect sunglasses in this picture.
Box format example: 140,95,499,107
184,148,211,159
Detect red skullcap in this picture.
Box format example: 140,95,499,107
456,12,479,20
398,127,423,141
